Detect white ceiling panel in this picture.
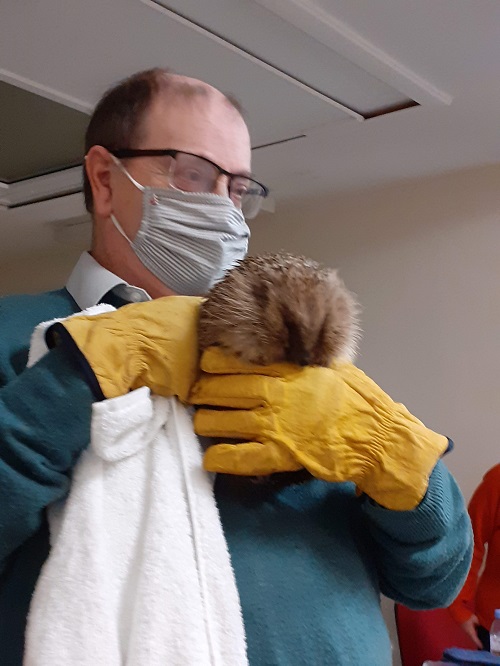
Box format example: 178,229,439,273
308,0,500,94
0,0,359,151
154,0,414,114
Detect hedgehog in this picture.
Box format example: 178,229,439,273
198,252,361,490
199,252,360,368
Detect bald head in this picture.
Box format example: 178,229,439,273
156,72,243,112
83,68,249,212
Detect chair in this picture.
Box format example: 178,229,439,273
395,603,476,666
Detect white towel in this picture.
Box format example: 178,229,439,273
24,308,247,666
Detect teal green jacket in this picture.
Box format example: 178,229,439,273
0,290,472,665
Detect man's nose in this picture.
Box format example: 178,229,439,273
214,174,230,197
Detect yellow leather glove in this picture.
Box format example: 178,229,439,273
190,347,449,510
46,296,202,402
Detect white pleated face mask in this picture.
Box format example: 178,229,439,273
110,161,250,296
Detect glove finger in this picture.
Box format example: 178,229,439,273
203,440,301,476
200,347,296,377
189,373,277,407
194,407,265,439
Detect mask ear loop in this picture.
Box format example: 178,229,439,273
105,154,145,243
113,152,179,197
108,153,146,192
109,213,133,244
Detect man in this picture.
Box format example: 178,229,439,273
0,68,472,665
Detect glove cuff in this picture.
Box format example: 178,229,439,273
46,319,137,400
46,322,106,401
358,408,449,510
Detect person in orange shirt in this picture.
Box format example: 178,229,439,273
449,464,500,650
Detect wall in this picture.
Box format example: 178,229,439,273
251,164,500,501
249,163,500,664
0,247,84,296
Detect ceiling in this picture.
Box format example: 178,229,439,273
1,0,500,260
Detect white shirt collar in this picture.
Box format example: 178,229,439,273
66,252,151,310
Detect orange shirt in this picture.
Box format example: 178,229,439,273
449,464,500,629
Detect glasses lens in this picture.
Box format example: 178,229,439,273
172,153,218,193
234,179,267,219
170,152,268,217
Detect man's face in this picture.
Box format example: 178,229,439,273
109,91,252,242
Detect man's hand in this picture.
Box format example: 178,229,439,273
461,615,482,649
190,347,448,510
47,296,202,402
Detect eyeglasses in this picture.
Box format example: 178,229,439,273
108,148,269,219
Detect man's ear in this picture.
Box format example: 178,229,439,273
85,146,114,218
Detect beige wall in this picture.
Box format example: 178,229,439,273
251,164,500,503
0,247,84,296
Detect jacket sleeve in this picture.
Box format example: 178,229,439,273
0,347,94,573
448,466,500,624
360,459,473,609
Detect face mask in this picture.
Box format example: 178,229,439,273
110,162,250,296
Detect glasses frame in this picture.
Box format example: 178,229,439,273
108,148,269,200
